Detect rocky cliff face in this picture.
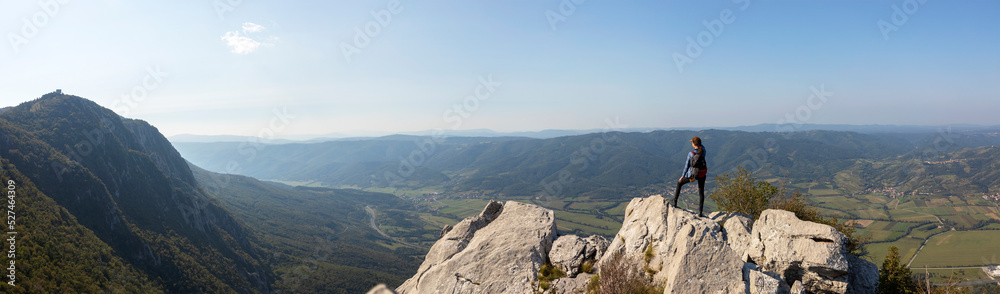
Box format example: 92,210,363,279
377,194,878,294
0,93,270,292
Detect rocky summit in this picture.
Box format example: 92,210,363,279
375,195,878,294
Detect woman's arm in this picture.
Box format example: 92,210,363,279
681,151,693,178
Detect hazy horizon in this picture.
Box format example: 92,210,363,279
3,1,998,137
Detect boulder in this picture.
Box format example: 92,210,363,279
549,235,608,278
599,195,670,268
723,212,753,260
584,235,609,261
396,201,557,294
366,284,397,294
846,254,879,294
790,281,805,294
748,209,849,294
548,273,593,294
658,206,747,293
743,263,791,294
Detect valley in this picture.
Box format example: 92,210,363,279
1,92,997,292
176,127,1000,285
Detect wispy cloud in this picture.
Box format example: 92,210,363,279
242,22,265,33
221,22,277,54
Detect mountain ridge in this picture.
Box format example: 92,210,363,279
0,92,270,292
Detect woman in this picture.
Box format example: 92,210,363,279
671,136,708,217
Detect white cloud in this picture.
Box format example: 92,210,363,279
242,22,265,33
221,31,261,54
221,22,277,54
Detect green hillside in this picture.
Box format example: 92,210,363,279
0,158,161,293
190,164,428,292
0,92,271,293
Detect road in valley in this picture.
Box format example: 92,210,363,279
365,206,427,249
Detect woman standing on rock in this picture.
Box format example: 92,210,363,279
671,136,708,217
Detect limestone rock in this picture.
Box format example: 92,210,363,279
584,235,609,261
439,224,453,238
548,273,593,294
723,212,753,260
743,263,790,294
366,284,397,294
846,254,879,294
658,206,747,294
396,201,557,294
599,195,669,268
748,209,849,294
549,235,608,278
790,281,805,294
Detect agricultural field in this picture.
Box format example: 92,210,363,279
911,230,1000,267
804,179,1000,283
867,237,925,268
913,268,997,284
856,221,917,242
433,198,495,219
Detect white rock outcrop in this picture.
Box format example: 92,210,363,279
549,235,608,278
396,200,557,294
374,197,879,294
748,209,852,294
659,206,747,293
599,195,670,268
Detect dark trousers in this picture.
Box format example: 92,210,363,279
672,176,706,216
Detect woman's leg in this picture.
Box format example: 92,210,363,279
672,179,688,207
696,176,707,216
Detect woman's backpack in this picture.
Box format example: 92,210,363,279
688,148,707,179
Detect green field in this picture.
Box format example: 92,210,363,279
913,268,997,284
907,223,948,240
867,237,925,267
910,230,1000,267
566,201,618,211
604,201,630,216
554,210,621,236
435,199,494,219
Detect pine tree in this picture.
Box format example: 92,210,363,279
878,246,918,294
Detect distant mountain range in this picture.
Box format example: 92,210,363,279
167,124,1000,143
174,126,1000,202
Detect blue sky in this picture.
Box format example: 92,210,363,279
1,0,997,137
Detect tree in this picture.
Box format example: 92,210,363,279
708,166,778,221
878,246,918,294
711,167,870,256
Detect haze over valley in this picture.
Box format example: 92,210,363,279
2,0,999,292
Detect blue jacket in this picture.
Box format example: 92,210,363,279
681,147,707,178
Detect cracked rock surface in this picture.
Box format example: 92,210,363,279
396,201,557,294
